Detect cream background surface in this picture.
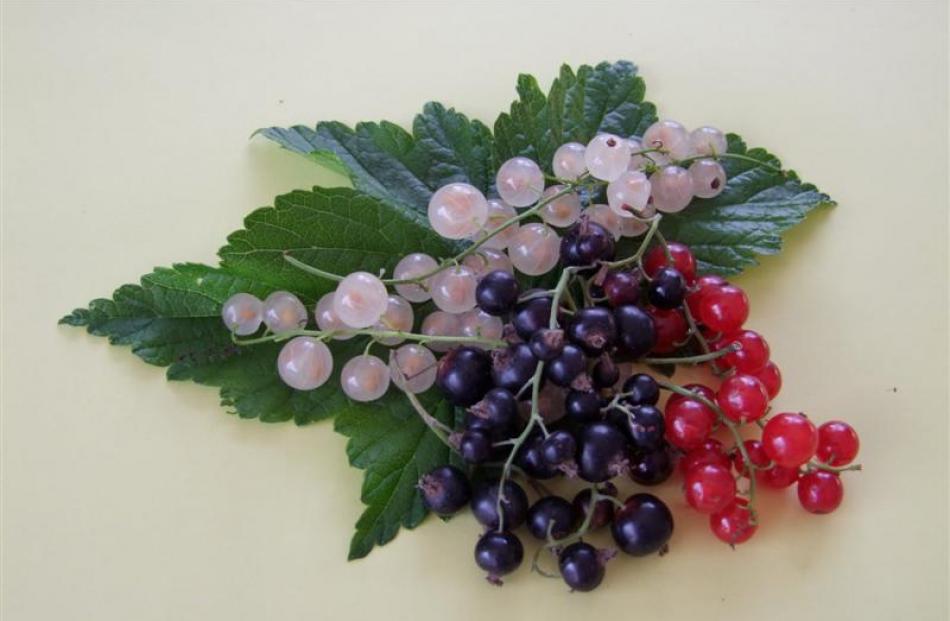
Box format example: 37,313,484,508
2,1,948,620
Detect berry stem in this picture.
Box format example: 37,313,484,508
398,385,456,452
600,215,663,270
673,151,784,173
806,462,863,474
231,327,507,349
641,343,738,366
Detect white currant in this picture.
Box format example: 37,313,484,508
221,293,263,336
539,185,582,227
508,222,560,276
458,309,504,346
496,156,545,207
462,248,513,279
427,182,488,239
333,272,389,328
393,253,438,303
389,344,437,394
606,170,652,218
689,126,728,156
277,337,333,391
584,133,632,181
642,119,691,160
689,159,727,199
650,165,694,213
262,291,307,333
471,199,519,250
583,204,623,240
315,292,355,340
340,354,390,402
430,265,478,313
373,294,415,345
552,142,587,180
421,310,462,352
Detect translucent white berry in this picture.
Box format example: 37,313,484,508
627,137,647,171
606,170,652,218
462,248,513,279
373,295,415,345
430,265,478,313
458,309,504,346
393,253,438,303
221,293,263,335
262,291,307,333
583,204,623,240
339,354,390,401
539,185,582,227
649,166,694,213
552,142,587,180
496,157,545,207
620,203,656,238
427,182,488,239
689,126,728,156
315,292,355,340
508,222,560,276
642,120,691,161
389,344,437,394
277,337,333,390
421,310,462,352
471,199,519,250
689,159,727,199
333,272,389,328
585,133,632,181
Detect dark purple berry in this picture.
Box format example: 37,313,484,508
560,220,616,267
459,430,492,464
545,343,587,387
629,446,674,486
603,270,642,307
476,270,521,316
567,307,617,356
470,480,529,530
475,531,524,585
527,496,577,540
516,433,560,479
572,484,617,531
467,388,518,437
611,493,674,556
541,430,576,466
591,355,620,389
436,347,492,406
625,405,665,450
513,296,553,341
647,267,686,309
622,373,660,406
529,329,565,361
418,465,471,515
559,542,608,592
565,390,602,423
613,305,657,358
491,343,538,392
577,422,630,483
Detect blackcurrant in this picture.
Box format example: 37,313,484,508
624,405,665,450
491,343,538,393
513,296,553,341
526,496,577,540
529,328,565,362
565,390,602,423
541,430,577,466
567,307,617,356
591,355,620,389
560,220,616,267
436,346,492,406
577,422,630,482
629,446,674,486
622,373,660,406
459,430,492,464
475,530,524,585
467,388,518,438
611,493,674,556
603,269,642,307
418,465,471,515
470,479,529,530
545,343,587,387
475,270,521,316
647,267,686,309
516,433,560,479
558,542,607,592
613,305,657,358
572,483,617,530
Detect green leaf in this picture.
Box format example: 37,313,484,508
334,390,455,560
493,61,657,172
653,135,835,276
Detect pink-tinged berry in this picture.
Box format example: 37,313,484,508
797,471,844,514
717,374,770,423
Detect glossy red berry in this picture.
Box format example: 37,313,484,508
760,465,801,489
732,439,800,488
716,374,770,423
679,438,730,475
666,383,716,409
686,274,726,317
797,470,844,514
684,463,736,514
698,284,749,334
815,420,860,466
715,330,770,374
644,242,697,284
710,497,757,545
751,361,782,400
646,306,688,354
762,412,818,468
665,398,715,450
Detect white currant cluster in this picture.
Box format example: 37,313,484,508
220,119,729,404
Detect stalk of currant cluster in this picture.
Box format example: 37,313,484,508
221,119,861,591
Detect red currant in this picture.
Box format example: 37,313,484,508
698,284,749,334
710,497,757,545
760,465,801,489
732,439,769,475
644,242,697,284
666,383,715,409
762,412,818,468
716,374,770,423
684,463,736,514
815,421,860,466
732,439,800,488
686,275,726,317
751,361,782,400
797,470,844,514
665,398,715,451
646,306,688,354
714,330,770,374
679,438,730,475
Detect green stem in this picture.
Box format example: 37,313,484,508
602,215,662,270
642,343,737,366
807,462,863,474
674,152,784,173
231,328,507,349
